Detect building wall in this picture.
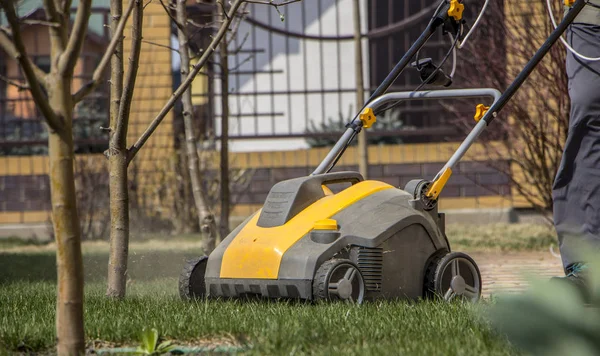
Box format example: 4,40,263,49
202,0,371,152
4,24,107,119
0,141,523,224
0,1,176,224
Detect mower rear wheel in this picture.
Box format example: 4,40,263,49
313,259,365,304
179,256,208,300
425,252,482,303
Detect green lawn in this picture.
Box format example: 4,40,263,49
0,223,557,355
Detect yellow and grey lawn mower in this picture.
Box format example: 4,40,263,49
179,0,589,304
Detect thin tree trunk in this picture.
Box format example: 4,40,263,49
219,4,230,240
107,0,143,298
49,78,85,356
106,0,126,298
176,0,216,251
354,0,368,178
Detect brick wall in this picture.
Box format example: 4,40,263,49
0,175,51,212
230,160,511,206
0,160,511,215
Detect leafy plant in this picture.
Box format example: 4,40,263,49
133,327,176,355
304,104,409,148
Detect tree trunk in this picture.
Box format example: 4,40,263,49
219,5,230,240
107,151,129,297
354,0,368,178
176,0,216,252
106,0,128,298
49,78,85,356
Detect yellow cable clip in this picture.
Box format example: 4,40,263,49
448,0,465,21
426,167,453,200
474,104,490,123
360,107,377,129
565,0,574,6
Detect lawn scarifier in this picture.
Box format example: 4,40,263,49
179,0,588,305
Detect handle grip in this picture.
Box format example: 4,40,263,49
315,171,364,186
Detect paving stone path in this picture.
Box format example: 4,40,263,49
468,251,565,298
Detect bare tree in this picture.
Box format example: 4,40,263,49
450,0,569,221
173,0,218,252
0,0,134,353
218,2,231,240
102,0,301,294
105,0,144,299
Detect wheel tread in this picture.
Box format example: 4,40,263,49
179,256,208,300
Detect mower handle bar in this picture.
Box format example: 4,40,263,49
367,88,501,115
312,88,502,176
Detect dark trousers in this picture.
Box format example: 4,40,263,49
552,23,600,272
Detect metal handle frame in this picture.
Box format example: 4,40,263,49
313,88,501,177
311,0,459,175
313,0,589,207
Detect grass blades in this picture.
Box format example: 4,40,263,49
0,280,519,355
0,224,554,355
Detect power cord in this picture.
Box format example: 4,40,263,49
457,0,490,49
375,25,462,116
546,0,600,61
324,0,449,174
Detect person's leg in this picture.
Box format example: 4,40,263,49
552,23,600,282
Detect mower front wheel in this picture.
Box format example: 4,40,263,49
313,259,366,304
179,256,209,300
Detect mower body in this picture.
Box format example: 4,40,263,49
202,171,452,301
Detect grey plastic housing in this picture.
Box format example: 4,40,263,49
256,171,363,228
204,186,451,301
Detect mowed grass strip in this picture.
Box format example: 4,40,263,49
0,280,518,355
0,247,521,355
1,223,551,355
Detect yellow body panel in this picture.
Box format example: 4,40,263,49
219,180,394,279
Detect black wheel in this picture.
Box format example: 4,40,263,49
179,256,208,300
425,252,482,302
313,259,365,304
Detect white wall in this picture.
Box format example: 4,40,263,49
213,0,371,152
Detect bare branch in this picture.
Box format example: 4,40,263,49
0,26,11,36
244,0,300,19
229,31,249,54
227,2,248,42
128,0,301,161
0,29,47,84
43,0,67,54
72,0,136,103
141,39,178,52
0,1,61,131
22,19,61,27
243,0,301,5
217,0,230,20
59,0,93,74
128,0,246,161
187,19,222,29
0,74,29,91
0,29,17,57
116,0,143,149
230,53,254,71
159,0,185,32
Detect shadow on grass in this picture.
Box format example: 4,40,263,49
0,250,201,285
